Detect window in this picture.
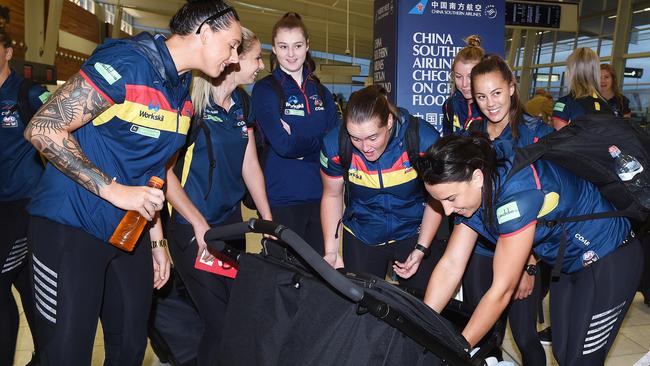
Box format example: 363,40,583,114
69,0,94,14
97,3,134,35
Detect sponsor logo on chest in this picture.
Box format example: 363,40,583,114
284,95,305,116
139,110,164,121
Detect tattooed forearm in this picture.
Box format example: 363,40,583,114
24,72,113,196
25,73,110,137
32,134,112,195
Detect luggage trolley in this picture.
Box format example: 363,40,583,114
205,218,500,366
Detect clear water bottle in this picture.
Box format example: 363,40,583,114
608,145,650,209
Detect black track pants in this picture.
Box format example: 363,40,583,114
342,231,440,292
0,200,36,366
271,202,324,256
166,209,244,366
550,239,643,366
28,216,153,366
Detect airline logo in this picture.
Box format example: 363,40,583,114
409,0,428,14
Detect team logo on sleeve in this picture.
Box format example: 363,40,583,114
310,95,325,111
1,105,18,128
553,102,565,112
582,250,599,267
2,114,17,128
496,201,521,225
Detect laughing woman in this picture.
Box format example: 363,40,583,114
164,27,272,366
417,135,642,365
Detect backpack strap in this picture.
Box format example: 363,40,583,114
200,122,216,200
538,210,634,279
17,78,36,125
338,125,353,182
173,115,216,203
442,99,455,136
405,115,421,165
265,75,285,116
233,86,250,122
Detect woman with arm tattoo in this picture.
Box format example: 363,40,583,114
22,1,242,365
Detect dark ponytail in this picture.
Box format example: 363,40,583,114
345,85,399,128
415,134,500,227
170,0,239,36
270,12,316,74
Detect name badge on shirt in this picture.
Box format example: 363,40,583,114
496,201,521,225
285,109,305,116
130,125,160,139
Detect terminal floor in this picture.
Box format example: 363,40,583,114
11,273,650,365
10,207,650,365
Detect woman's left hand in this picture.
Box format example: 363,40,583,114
514,271,535,300
393,250,425,279
152,246,171,289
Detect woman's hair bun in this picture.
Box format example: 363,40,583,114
465,35,481,47
282,12,302,20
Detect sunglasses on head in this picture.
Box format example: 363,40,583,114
195,7,234,35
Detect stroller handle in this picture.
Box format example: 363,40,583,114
204,219,365,302
204,221,251,241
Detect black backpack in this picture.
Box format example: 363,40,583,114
573,94,615,117
173,87,251,203
506,114,650,277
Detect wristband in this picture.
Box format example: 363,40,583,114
151,239,168,249
414,243,430,258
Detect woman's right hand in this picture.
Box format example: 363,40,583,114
323,251,344,269
101,181,165,221
192,222,215,262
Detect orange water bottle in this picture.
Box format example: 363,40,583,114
108,176,165,251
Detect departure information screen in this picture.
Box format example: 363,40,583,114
506,2,562,28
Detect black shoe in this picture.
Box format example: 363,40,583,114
538,326,552,346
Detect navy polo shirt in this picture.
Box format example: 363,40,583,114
321,108,440,245
29,33,193,242
460,158,630,273
172,91,254,225
0,70,50,201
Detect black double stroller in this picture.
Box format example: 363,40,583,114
205,218,500,366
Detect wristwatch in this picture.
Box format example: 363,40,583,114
414,243,431,258
524,264,538,276
151,239,168,249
